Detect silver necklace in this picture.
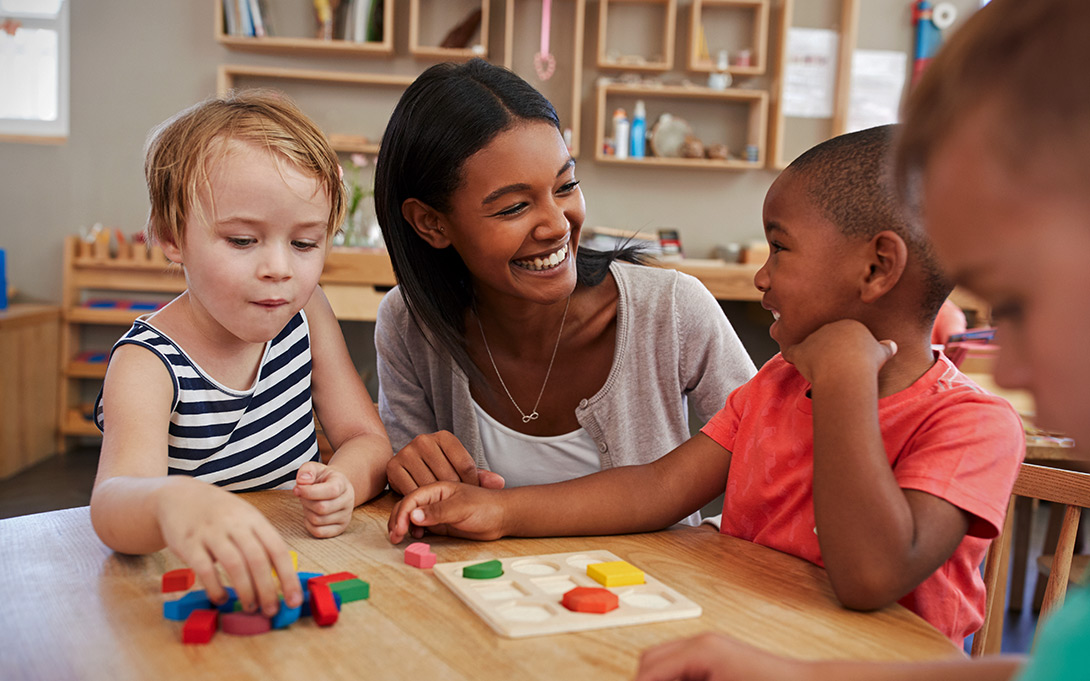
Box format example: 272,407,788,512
476,295,571,423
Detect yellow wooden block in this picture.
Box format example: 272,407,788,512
586,560,645,587
273,550,299,579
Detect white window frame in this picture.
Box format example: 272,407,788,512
0,0,69,143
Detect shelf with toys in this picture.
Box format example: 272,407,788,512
595,81,768,169
56,232,185,448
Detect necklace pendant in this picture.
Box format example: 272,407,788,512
523,412,539,423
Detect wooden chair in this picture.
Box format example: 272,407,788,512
972,463,1090,656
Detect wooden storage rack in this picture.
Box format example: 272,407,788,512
56,236,185,449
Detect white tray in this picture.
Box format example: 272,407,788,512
433,549,702,638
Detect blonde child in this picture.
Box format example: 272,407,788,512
91,91,391,618
633,0,1090,678
388,124,1024,642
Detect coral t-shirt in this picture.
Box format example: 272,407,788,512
701,352,1024,642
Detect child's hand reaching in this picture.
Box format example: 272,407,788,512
293,460,356,538
157,479,303,617
387,481,507,544
634,632,806,681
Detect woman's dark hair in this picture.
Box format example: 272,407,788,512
375,59,642,373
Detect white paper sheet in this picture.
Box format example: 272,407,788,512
847,49,908,132
783,28,839,119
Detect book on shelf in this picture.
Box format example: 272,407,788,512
248,0,267,37
366,0,383,42
237,0,254,37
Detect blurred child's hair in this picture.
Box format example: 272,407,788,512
896,0,1090,202
787,124,951,324
144,89,346,248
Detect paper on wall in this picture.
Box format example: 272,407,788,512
846,49,908,133
782,28,839,119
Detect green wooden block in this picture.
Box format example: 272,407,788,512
462,559,504,580
329,578,370,602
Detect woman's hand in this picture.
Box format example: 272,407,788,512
157,479,302,617
386,431,505,494
293,461,356,538
387,481,508,543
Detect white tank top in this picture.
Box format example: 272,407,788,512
472,400,600,488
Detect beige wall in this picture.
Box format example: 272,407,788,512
0,0,977,315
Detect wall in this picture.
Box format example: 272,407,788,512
0,0,978,369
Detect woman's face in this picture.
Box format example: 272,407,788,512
438,120,585,307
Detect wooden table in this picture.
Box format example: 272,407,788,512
1,492,961,681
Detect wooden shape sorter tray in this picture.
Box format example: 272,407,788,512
432,550,702,638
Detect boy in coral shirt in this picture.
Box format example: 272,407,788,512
387,125,1024,642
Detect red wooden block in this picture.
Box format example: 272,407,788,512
309,583,339,626
307,571,358,588
404,543,437,569
561,587,619,614
162,568,196,593
220,612,272,636
182,609,218,644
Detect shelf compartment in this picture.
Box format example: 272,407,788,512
217,65,416,155
409,0,489,60
502,0,586,158
594,82,768,169
215,0,395,57
687,0,769,76
597,0,678,72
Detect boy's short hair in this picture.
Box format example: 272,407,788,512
787,124,951,323
896,0,1090,200
144,89,346,248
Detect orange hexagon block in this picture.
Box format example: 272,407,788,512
561,586,619,614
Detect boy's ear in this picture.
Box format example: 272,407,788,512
401,198,451,248
158,234,183,265
859,230,908,303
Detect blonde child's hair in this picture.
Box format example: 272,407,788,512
143,89,346,248
896,0,1090,201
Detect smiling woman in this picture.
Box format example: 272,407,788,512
373,59,756,502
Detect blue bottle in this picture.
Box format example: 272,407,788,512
630,100,647,159
0,248,7,310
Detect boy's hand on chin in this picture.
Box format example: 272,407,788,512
784,320,898,385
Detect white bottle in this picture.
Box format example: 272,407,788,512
613,108,630,159
707,50,732,90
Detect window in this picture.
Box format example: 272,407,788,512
0,0,68,142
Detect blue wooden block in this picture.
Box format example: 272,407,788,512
270,598,302,629
164,590,212,621
215,587,239,613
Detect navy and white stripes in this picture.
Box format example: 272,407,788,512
95,312,319,491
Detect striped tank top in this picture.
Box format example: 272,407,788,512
94,311,319,491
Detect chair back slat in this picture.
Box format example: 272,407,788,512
972,463,1090,657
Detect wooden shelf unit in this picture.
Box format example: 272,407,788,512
767,0,859,170
594,81,768,169
597,0,678,72
56,236,185,450
216,65,416,155
687,0,770,76
502,0,586,158
409,0,489,60
215,0,395,57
